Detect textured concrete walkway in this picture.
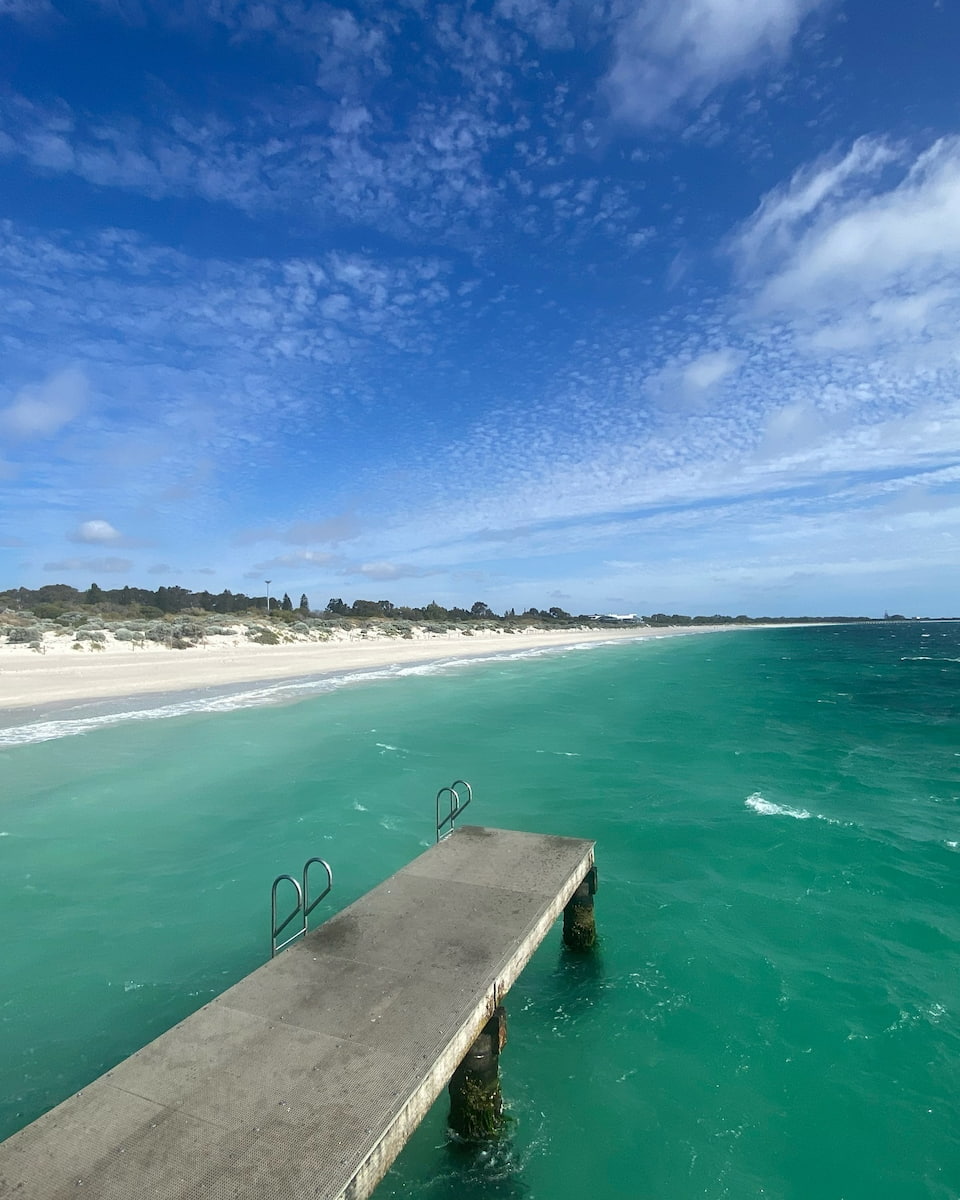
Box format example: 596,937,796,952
0,825,595,1200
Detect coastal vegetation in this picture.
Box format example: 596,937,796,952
0,583,885,623
0,581,899,651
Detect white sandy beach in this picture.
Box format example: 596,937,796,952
0,623,741,712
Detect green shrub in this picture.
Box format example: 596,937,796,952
7,626,40,644
58,612,88,628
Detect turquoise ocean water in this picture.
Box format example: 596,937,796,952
1,623,958,1198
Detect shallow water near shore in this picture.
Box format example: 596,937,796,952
1,624,958,1198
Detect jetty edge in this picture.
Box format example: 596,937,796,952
0,824,596,1200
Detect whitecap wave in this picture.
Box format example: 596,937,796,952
744,793,845,825
745,793,812,820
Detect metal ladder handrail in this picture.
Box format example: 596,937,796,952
270,874,305,958
270,856,334,958
303,856,333,920
436,778,473,842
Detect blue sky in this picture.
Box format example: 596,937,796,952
2,0,959,616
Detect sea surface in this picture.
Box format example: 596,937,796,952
1,623,958,1199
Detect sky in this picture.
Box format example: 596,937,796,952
2,0,960,617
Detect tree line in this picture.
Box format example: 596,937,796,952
0,582,879,625
0,583,586,623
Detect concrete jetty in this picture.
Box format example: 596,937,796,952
0,825,595,1200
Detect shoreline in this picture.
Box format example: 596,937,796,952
0,624,750,719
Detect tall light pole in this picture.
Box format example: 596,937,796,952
265,580,271,614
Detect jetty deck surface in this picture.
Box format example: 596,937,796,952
0,825,595,1200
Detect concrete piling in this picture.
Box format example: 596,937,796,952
448,1006,507,1139
562,865,598,951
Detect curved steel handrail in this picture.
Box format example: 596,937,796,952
270,874,305,958
436,779,473,842
450,779,473,810
303,857,333,924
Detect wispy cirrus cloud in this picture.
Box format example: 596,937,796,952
43,555,132,573
0,0,56,22
245,551,339,577
605,0,828,125
729,135,960,371
235,515,363,546
734,136,960,319
346,561,436,582
0,367,88,439
645,348,743,411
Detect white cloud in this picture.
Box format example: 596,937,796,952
735,136,960,330
0,367,88,438
249,551,339,572
71,519,122,544
735,137,901,272
43,556,133,573
645,348,742,409
350,561,433,581
606,0,825,125
234,515,363,546
494,0,576,50
0,0,56,20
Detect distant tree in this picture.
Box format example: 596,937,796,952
156,586,190,614
395,605,424,620
299,593,310,613
424,601,449,621
326,598,349,615
351,599,382,618
548,606,571,621
471,601,495,619
37,584,80,604
281,592,293,612
85,582,103,605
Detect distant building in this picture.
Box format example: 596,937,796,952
593,613,642,623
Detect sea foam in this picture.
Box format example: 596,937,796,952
745,793,812,820
0,640,622,748
744,793,845,825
